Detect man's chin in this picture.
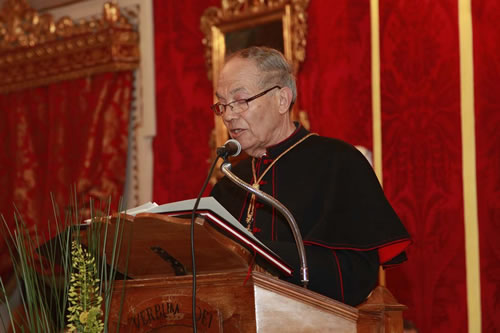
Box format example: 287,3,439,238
240,145,263,158
231,138,260,157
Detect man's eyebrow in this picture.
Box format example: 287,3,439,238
215,87,248,101
230,87,247,95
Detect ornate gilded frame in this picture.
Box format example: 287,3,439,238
0,0,139,93
201,0,310,153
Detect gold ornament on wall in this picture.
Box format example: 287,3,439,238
0,0,139,93
201,0,309,82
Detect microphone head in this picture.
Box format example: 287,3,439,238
224,139,242,157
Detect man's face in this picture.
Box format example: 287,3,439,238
216,57,285,157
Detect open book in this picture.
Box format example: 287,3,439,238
82,201,159,223
123,201,159,215
132,197,293,277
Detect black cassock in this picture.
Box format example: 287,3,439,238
211,124,410,306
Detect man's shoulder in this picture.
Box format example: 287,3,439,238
296,134,374,169
304,134,361,155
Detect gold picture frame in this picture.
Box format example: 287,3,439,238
201,0,310,157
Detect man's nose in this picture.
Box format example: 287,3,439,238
222,107,239,122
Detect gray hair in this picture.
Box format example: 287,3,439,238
226,46,297,110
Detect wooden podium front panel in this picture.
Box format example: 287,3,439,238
254,287,356,332
106,271,257,332
105,272,406,332
105,271,368,333
252,272,358,333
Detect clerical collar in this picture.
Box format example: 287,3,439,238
261,122,310,160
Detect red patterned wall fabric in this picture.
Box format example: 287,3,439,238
0,71,133,281
380,1,467,332
298,1,372,148
153,0,219,203
472,0,500,331
153,2,500,331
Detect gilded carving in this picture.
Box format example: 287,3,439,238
200,0,309,81
0,0,139,93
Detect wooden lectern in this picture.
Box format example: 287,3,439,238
99,212,406,332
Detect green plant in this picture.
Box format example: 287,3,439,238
66,241,104,333
0,193,129,332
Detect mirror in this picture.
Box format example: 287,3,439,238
201,0,310,182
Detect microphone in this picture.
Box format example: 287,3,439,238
216,139,241,158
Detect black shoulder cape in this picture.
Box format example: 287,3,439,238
211,125,411,267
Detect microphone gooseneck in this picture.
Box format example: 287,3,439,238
220,161,309,287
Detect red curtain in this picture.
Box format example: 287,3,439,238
153,2,499,332
153,0,219,204
472,0,500,331
298,1,373,149
380,1,467,332
0,71,133,281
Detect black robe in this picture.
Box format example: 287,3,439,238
211,124,410,306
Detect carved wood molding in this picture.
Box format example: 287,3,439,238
200,0,309,81
252,271,359,322
0,0,139,93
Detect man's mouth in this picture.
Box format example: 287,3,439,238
230,128,245,136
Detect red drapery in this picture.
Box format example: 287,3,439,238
152,0,219,204
472,0,500,330
153,1,499,332
381,1,467,332
297,1,372,149
0,71,133,281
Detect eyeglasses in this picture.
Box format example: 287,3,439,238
211,85,281,116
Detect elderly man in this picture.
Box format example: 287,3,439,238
210,46,410,306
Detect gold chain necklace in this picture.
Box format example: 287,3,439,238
245,132,318,230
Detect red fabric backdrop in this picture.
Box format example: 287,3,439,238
0,71,133,281
380,1,467,332
152,0,219,203
152,1,499,332
297,1,372,149
472,0,500,331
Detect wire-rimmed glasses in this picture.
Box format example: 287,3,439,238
211,85,281,116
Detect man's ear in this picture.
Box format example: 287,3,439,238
278,87,293,114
